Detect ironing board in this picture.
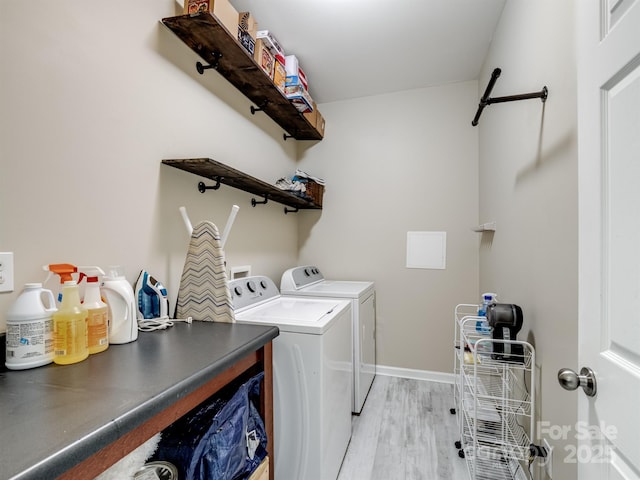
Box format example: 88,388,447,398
176,221,235,323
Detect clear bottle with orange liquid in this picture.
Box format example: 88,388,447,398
78,267,109,354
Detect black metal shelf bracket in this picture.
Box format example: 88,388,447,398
284,206,299,214
250,100,269,115
283,129,298,141
472,68,548,126
198,178,222,193
251,195,269,207
196,52,223,74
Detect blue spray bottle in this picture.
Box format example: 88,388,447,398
476,292,497,333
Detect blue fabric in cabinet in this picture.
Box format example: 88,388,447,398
153,372,267,480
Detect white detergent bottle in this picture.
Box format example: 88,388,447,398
6,283,57,370
102,265,138,344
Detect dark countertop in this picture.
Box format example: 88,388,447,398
0,322,279,480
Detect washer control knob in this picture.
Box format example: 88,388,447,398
247,280,257,293
260,280,268,289
304,268,311,276
234,286,243,296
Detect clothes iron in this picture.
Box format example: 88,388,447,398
135,270,169,320
486,303,524,362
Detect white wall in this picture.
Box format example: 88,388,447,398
297,82,480,373
0,0,481,376
0,0,300,325
478,1,578,479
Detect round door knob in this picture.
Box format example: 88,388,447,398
557,367,597,397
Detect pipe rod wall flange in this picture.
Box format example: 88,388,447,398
198,177,222,193
251,195,269,207
541,86,549,102
251,100,269,115
196,52,222,74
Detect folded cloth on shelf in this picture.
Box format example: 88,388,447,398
275,176,306,192
176,221,234,323
294,169,325,185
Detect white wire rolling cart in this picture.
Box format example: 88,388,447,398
452,304,536,480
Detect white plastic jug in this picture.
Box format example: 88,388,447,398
101,266,138,344
6,283,57,370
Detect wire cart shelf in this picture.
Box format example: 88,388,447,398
452,304,535,480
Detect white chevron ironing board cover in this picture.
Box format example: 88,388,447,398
175,221,235,323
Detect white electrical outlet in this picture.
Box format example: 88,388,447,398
0,252,15,293
543,437,553,479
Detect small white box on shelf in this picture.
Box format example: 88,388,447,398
256,30,285,57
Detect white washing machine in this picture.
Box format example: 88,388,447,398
230,275,352,480
280,266,376,414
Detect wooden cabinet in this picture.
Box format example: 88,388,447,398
0,323,277,480
162,13,323,141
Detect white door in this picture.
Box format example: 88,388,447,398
576,0,640,478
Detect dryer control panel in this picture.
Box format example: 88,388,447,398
229,275,280,310
281,265,324,291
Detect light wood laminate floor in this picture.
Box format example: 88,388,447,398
337,376,470,480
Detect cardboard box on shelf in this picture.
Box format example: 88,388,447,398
315,109,325,136
238,28,255,55
303,100,325,137
304,100,318,127
273,56,286,93
285,75,305,88
238,12,258,39
184,0,239,35
284,55,308,90
256,31,285,57
284,54,298,76
254,39,275,78
185,0,208,13
285,84,313,113
237,11,257,55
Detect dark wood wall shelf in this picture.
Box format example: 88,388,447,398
162,158,322,211
161,13,322,141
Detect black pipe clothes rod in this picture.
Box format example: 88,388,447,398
472,68,548,126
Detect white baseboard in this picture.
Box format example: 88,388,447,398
376,364,455,384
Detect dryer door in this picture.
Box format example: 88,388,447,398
356,291,376,413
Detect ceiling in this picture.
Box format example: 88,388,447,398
230,0,506,104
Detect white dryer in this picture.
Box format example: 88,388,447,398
230,276,352,480
280,266,376,414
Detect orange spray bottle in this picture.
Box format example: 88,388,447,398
44,264,89,364
43,263,78,305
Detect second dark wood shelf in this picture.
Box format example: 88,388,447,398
162,158,322,210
